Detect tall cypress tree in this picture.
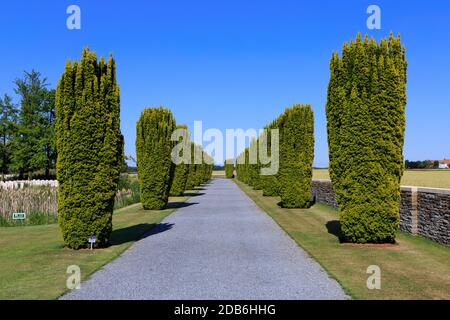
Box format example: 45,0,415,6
326,33,407,243
170,124,189,196
279,104,314,208
56,48,123,249
136,107,176,209
260,119,281,197
224,159,234,178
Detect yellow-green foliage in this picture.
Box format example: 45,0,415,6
224,159,234,178
236,104,314,209
55,48,123,249
278,104,314,208
136,107,176,210
184,142,213,189
326,33,407,243
170,125,189,196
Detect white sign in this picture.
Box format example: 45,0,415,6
12,212,26,220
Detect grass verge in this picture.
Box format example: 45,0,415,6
0,194,191,300
235,179,450,300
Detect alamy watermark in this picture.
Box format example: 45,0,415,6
367,5,381,30
366,265,381,290
66,264,81,290
170,121,279,175
67,5,81,30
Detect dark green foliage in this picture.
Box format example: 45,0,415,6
0,95,18,180
10,71,56,178
56,48,123,249
136,107,176,210
170,125,189,196
326,33,407,243
225,159,234,178
278,104,314,208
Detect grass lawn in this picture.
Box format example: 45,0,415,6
0,195,190,300
235,180,450,300
313,168,450,189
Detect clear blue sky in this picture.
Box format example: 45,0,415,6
1,0,449,166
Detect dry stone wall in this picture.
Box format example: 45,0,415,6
312,180,450,246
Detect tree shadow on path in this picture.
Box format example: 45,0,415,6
165,201,198,209
109,222,174,245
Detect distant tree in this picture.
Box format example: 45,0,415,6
10,70,56,178
0,95,18,180
433,161,440,169
170,124,190,196
136,107,176,209
225,159,234,178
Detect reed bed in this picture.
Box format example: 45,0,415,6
0,178,140,227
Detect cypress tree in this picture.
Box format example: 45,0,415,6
260,120,281,196
225,159,234,178
326,33,407,243
55,48,123,249
185,142,197,190
278,104,314,208
170,124,189,196
136,107,176,210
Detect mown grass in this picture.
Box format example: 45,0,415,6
0,195,190,300
235,180,450,300
313,168,450,189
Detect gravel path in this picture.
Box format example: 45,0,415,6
62,178,348,300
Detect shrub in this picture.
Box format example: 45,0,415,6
225,159,234,178
278,104,314,208
136,107,176,210
170,125,189,196
260,121,281,196
326,33,407,243
55,48,123,249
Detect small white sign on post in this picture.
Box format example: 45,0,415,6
88,235,97,250
12,212,26,220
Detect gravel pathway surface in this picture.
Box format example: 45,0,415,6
61,178,348,300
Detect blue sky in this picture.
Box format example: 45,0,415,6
0,0,449,166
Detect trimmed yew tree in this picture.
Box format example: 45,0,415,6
278,104,314,208
136,107,176,210
185,142,197,190
170,124,189,196
55,48,123,249
260,120,281,197
225,159,234,178
326,33,407,243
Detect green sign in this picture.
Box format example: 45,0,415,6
12,212,26,220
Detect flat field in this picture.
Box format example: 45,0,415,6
313,169,450,189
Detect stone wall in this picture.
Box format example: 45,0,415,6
312,180,450,246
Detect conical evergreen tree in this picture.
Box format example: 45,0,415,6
326,33,407,243
136,107,176,209
55,48,123,249
170,124,190,196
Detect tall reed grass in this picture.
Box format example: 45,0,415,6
0,176,140,227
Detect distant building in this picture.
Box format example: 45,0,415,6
431,159,450,169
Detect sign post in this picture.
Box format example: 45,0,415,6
88,235,97,250
12,212,26,226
